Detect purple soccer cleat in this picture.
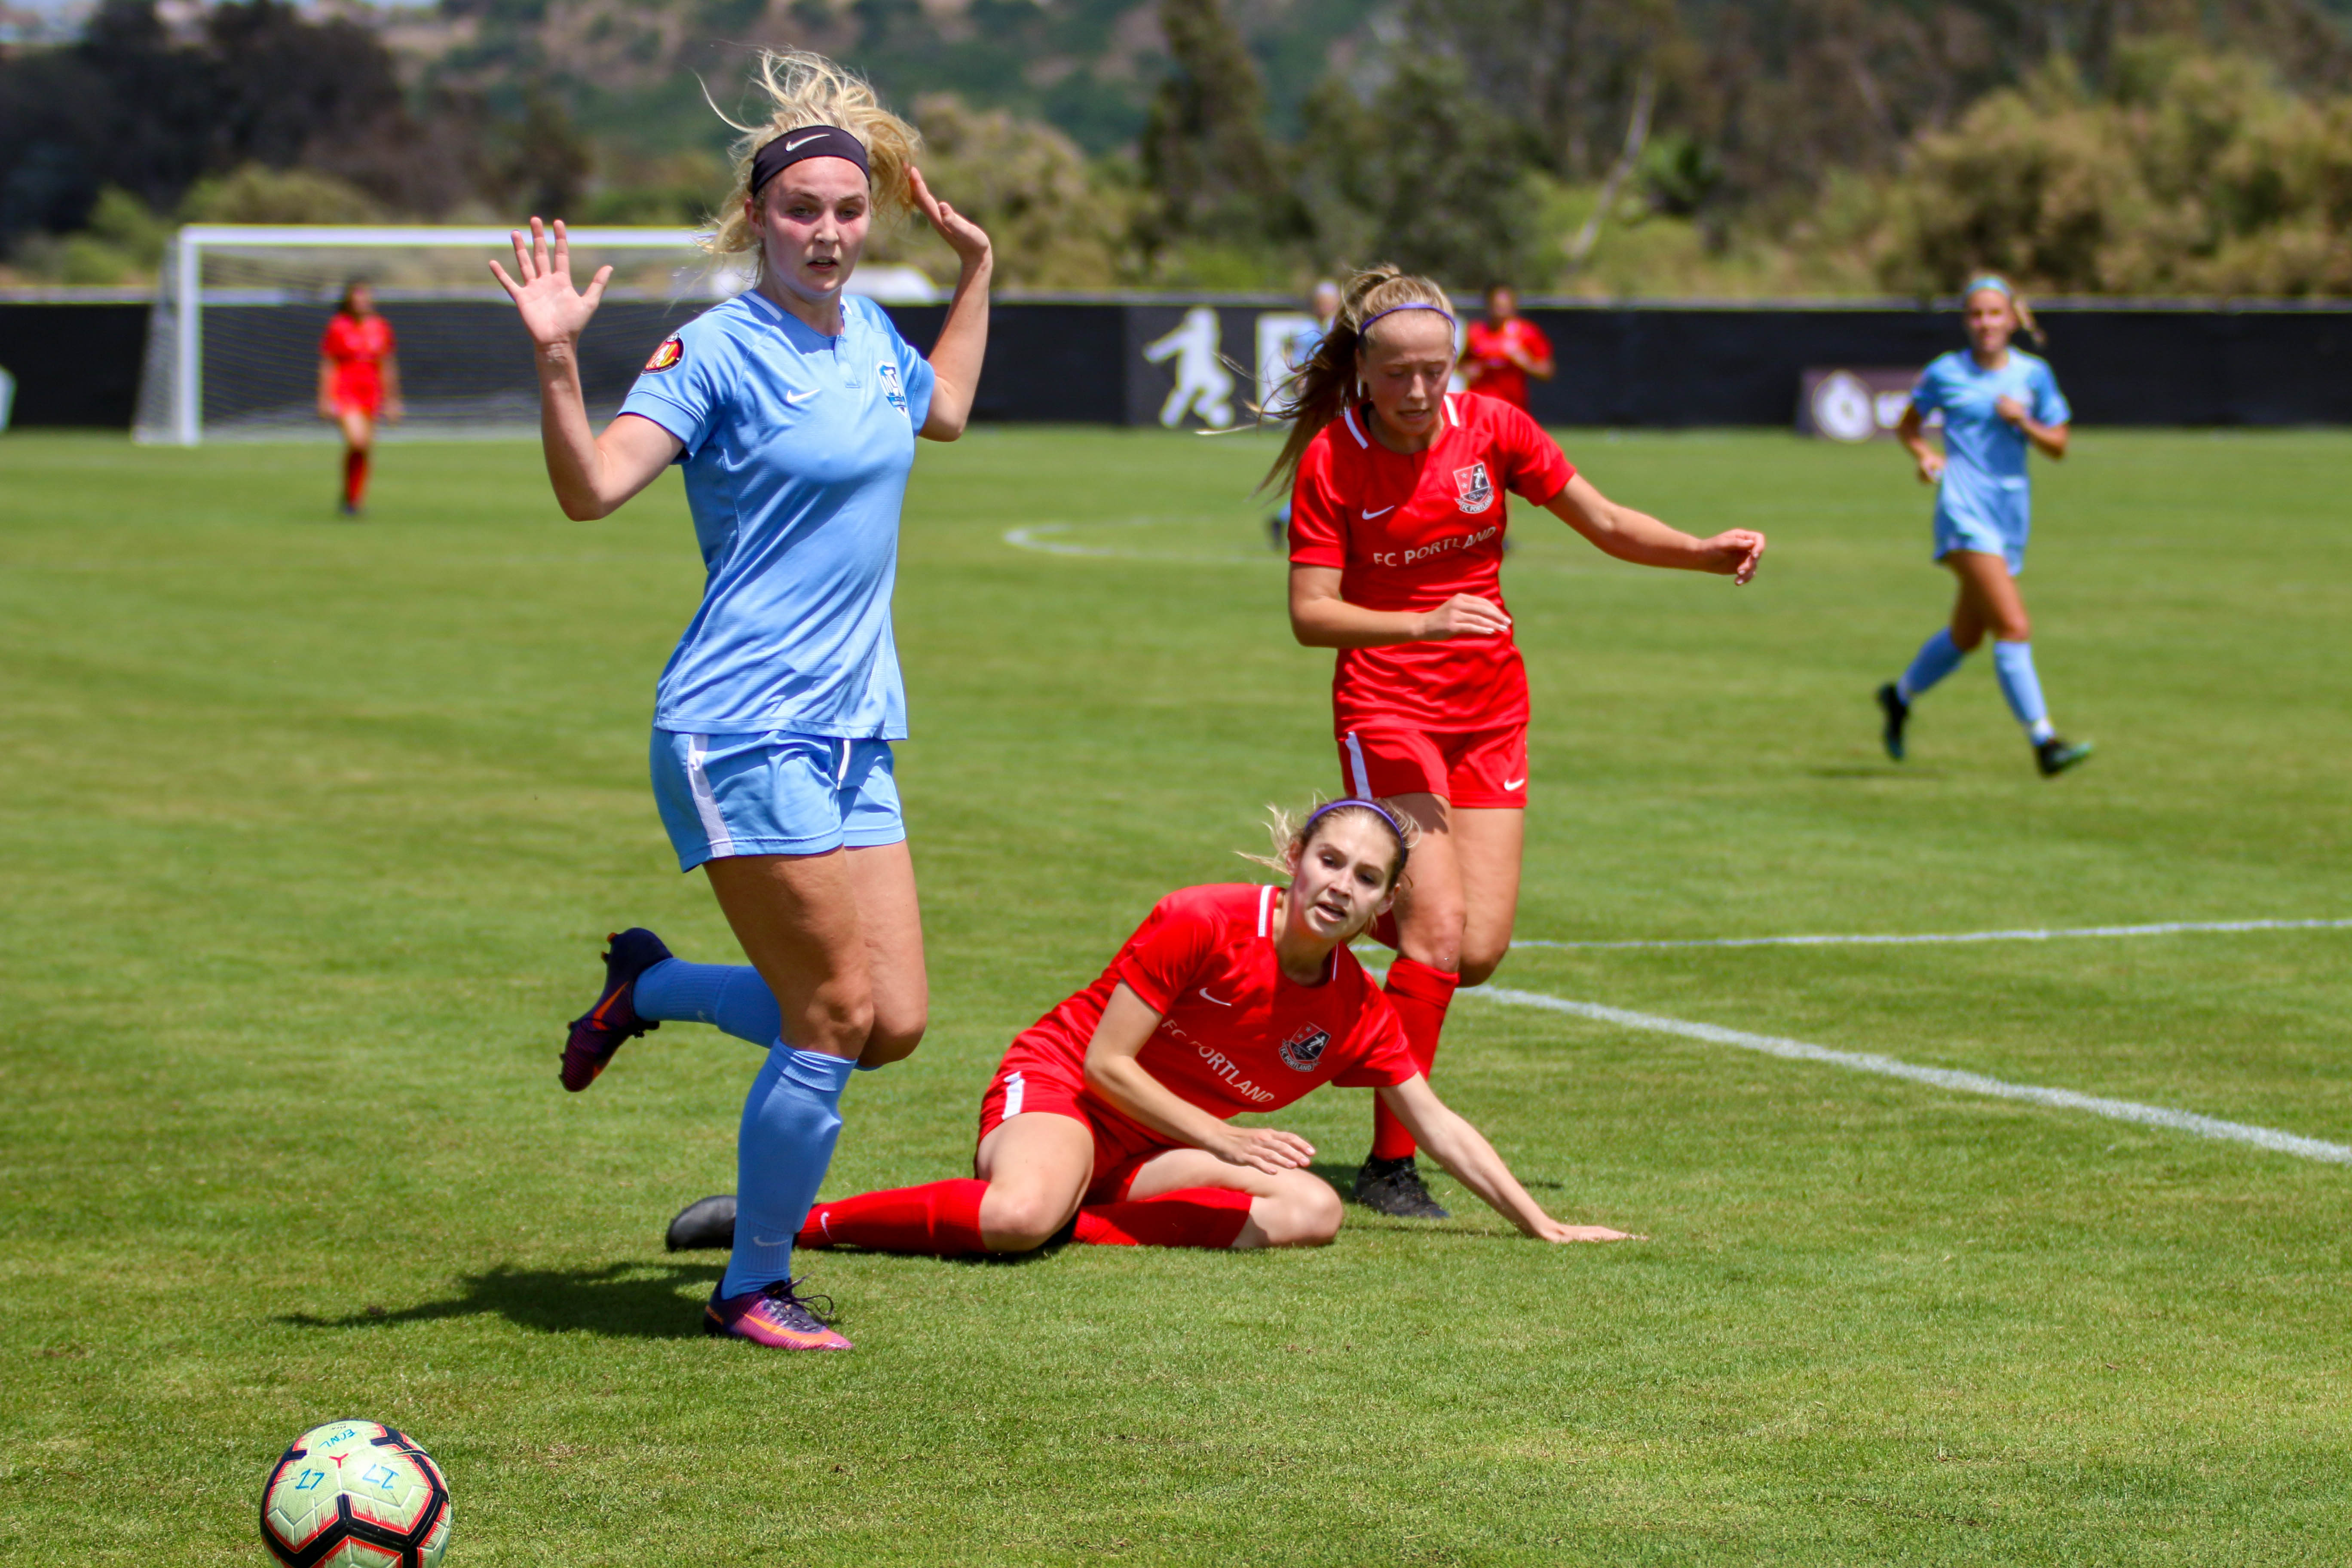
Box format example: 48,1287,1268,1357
559,927,672,1092
703,1280,853,1351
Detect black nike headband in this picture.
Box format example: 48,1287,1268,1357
750,124,871,198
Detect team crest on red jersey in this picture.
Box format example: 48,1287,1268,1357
644,337,683,372
1453,461,1494,514
1278,1023,1331,1072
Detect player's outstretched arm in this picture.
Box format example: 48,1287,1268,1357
489,217,679,520
1544,474,1764,584
1082,984,1317,1176
910,167,992,441
1378,1076,1632,1243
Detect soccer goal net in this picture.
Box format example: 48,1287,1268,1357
133,225,742,444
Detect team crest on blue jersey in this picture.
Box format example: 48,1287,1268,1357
1454,461,1494,514
877,361,907,413
644,337,683,373
1278,1023,1331,1072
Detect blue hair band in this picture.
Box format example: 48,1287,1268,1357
1964,275,2013,300
1358,302,1456,336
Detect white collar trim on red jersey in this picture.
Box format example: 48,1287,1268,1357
1258,884,1276,937
1340,404,1368,449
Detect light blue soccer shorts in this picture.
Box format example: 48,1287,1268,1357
1933,480,2030,575
650,729,905,871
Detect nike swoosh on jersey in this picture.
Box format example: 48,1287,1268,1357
781,388,817,406
1362,504,1397,519
1503,778,1527,790
784,132,825,152
1199,988,1238,1006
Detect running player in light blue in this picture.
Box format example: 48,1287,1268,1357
488,49,994,1351
1266,279,1342,549
1877,275,2092,777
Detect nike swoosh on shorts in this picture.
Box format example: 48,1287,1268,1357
1362,505,1396,519
1504,778,1526,790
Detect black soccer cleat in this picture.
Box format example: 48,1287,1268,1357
1876,682,1910,761
666,1194,737,1252
560,927,671,1092
2035,736,2093,777
1352,1155,1450,1219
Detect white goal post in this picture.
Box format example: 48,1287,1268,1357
134,224,727,445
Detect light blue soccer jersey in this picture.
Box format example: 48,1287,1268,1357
619,290,936,738
1909,348,2070,539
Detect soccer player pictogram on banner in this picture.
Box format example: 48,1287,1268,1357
1265,265,1767,1219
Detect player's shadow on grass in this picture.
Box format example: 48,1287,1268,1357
279,1261,725,1341
1807,765,1947,780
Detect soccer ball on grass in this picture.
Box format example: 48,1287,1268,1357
259,1420,452,1567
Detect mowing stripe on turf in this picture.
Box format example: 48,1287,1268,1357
1510,916,2352,952
1467,985,2352,1166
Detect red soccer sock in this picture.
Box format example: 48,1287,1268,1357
1369,956,1460,1160
343,449,369,508
1073,1186,1255,1250
796,1179,988,1255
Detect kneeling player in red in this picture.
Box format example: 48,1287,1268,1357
800,798,1628,1254
1266,265,1767,1219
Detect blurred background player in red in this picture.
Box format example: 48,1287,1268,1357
316,280,401,517
632,800,1632,1255
1269,265,1765,1219
1458,283,1553,411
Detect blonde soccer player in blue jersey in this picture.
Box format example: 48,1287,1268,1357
490,50,992,1352
1877,276,2091,777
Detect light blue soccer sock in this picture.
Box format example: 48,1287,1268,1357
633,959,781,1047
1992,640,2056,742
720,1045,855,1299
1896,628,1966,703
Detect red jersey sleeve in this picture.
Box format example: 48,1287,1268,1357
320,317,350,361
1494,401,1574,506
1286,431,1348,569
1329,985,1419,1088
1516,318,1553,364
1110,900,1222,1015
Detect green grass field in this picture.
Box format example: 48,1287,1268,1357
3,423,2348,1565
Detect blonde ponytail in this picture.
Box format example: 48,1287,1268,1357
1259,264,1454,496
704,50,920,276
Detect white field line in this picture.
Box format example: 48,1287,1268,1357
1467,985,2352,1165
1510,917,2352,952
1002,521,1262,565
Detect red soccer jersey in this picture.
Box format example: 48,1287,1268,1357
1461,317,1551,410
1015,883,1418,1121
321,313,395,406
1288,392,1575,732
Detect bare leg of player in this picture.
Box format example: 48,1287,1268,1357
1121,1148,1344,1250
970,1112,1095,1250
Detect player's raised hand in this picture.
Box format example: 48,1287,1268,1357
1702,528,1767,585
489,218,613,350
1914,448,1946,484
1417,593,1513,641
1216,1125,1316,1176
908,168,991,273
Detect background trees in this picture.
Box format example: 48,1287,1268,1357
4,0,2349,296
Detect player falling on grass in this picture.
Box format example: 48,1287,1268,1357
1268,265,1766,1219
316,280,402,517
590,801,1630,1255
1877,276,2090,777
491,48,993,1352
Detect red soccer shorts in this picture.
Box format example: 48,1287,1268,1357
974,1038,1177,1204
1339,724,1528,809
329,370,383,417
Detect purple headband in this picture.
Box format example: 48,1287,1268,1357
750,124,871,198
1358,302,1456,337
1302,797,1412,867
